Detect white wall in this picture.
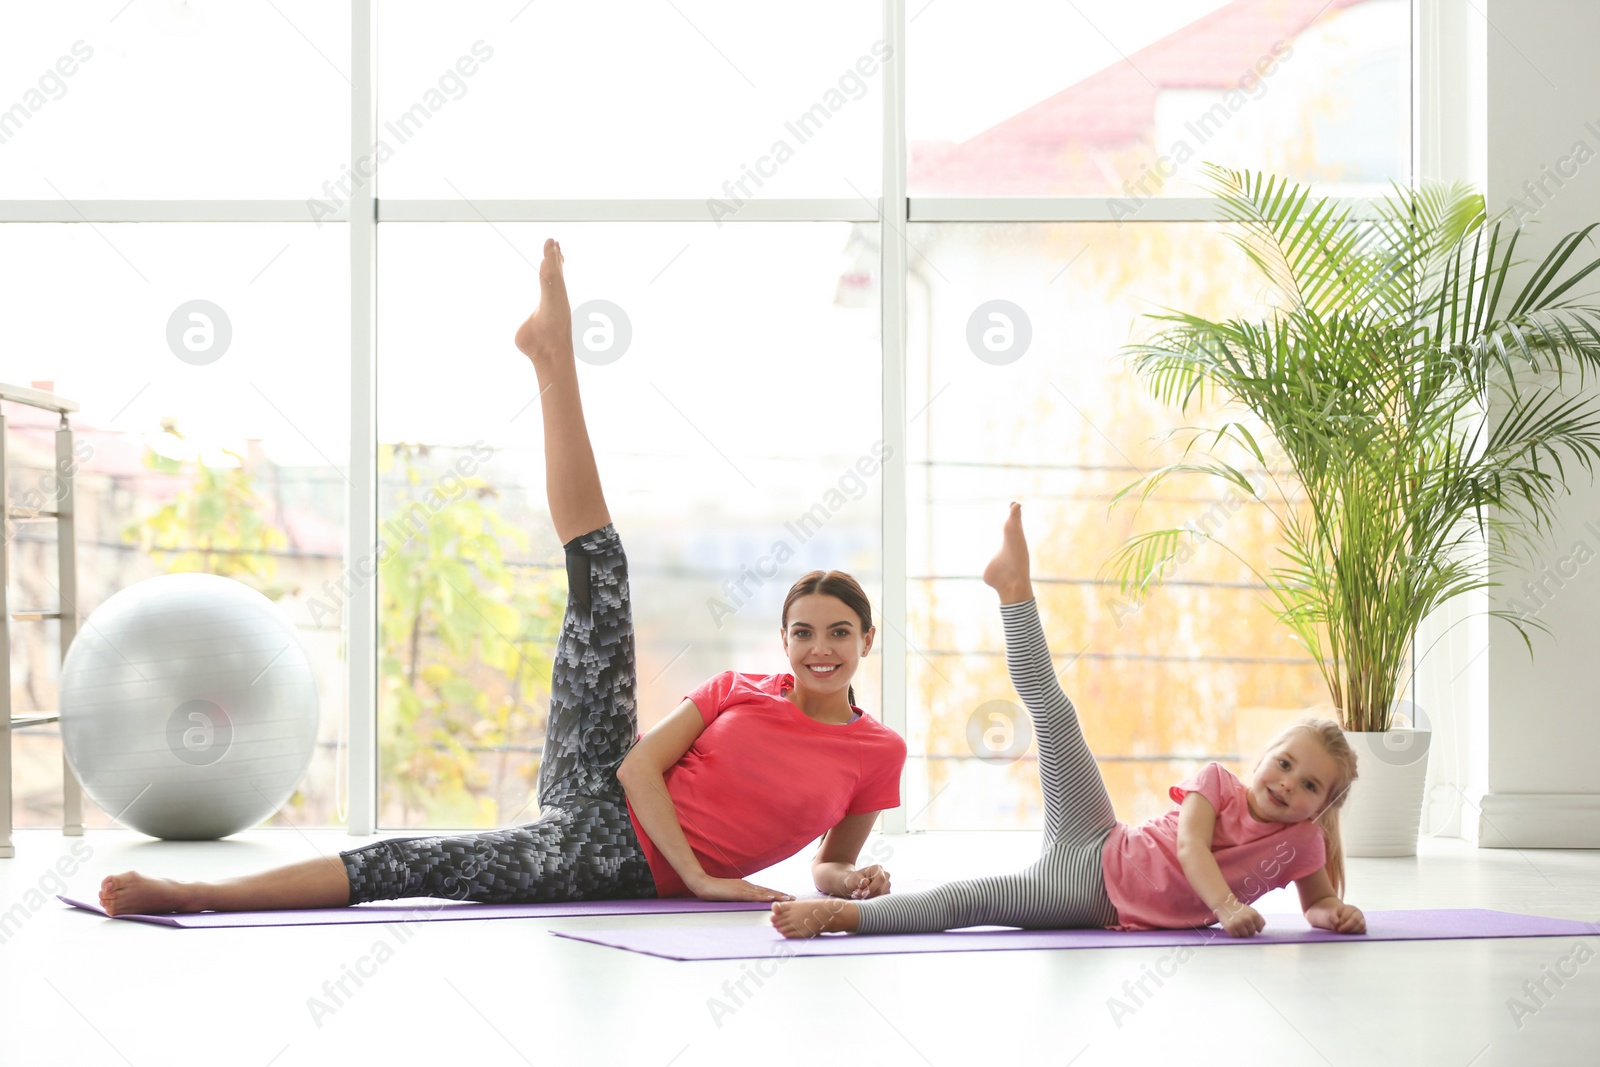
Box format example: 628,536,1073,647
1476,0,1600,846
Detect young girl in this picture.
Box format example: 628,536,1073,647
97,238,905,915
771,501,1366,939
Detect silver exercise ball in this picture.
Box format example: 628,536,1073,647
59,573,319,840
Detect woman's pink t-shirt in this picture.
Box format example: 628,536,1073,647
1099,761,1327,931
625,671,907,898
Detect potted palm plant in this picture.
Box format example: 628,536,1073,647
1105,163,1600,856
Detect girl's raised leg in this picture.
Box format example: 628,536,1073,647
772,502,1119,937
986,502,1118,851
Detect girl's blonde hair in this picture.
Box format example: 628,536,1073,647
1252,717,1359,898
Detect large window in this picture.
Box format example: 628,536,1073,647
1,0,1409,833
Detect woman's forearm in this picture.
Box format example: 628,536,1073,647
812,861,857,897
1177,844,1242,916
617,766,709,891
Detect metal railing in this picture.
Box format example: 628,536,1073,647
1,382,84,858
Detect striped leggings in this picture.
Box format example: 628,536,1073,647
854,599,1120,933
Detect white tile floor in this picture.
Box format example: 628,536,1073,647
1,827,1596,1067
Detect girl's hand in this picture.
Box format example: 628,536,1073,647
686,874,794,903
1216,897,1266,938
1310,901,1366,935
844,864,891,899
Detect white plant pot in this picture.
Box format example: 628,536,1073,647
1337,729,1431,858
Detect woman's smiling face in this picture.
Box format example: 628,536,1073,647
781,593,874,699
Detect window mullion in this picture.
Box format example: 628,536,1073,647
881,0,910,836
347,0,378,837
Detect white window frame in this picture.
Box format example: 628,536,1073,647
0,0,1426,836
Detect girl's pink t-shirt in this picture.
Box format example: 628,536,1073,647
1099,761,1327,931
625,671,907,898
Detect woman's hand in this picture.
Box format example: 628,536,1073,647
843,864,891,899
1216,896,1266,938
685,874,794,903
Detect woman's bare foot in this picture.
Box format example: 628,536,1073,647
981,501,1033,605
770,898,860,938
512,238,573,372
99,871,204,916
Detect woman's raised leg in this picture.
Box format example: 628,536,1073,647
341,241,653,907
513,239,644,813
514,237,609,546
99,241,647,917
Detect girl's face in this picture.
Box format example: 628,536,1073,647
781,593,874,701
1248,733,1341,824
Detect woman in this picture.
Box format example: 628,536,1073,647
98,238,906,915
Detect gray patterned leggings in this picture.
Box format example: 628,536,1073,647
853,599,1120,933
339,524,659,904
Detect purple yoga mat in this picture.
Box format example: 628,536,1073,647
57,893,770,928
550,909,1600,960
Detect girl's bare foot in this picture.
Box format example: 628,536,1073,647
770,898,860,938
512,238,573,372
99,871,203,916
981,501,1033,605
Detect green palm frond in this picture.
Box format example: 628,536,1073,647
1104,165,1600,732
